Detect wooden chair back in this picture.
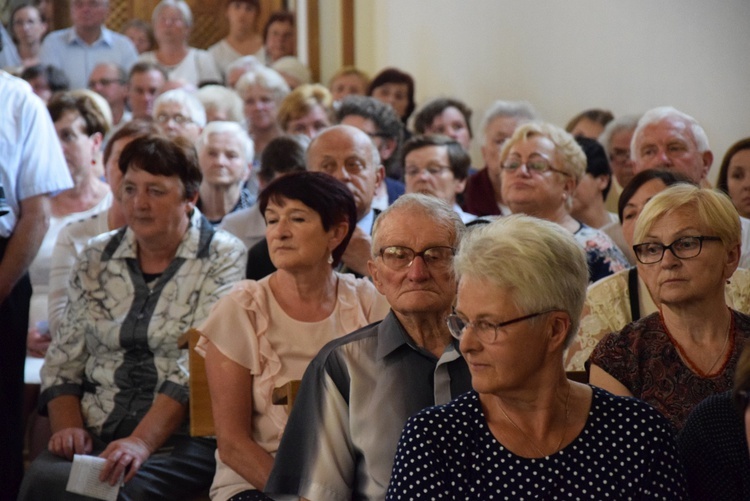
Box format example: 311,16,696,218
179,328,215,437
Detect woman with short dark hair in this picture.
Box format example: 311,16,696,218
198,171,389,500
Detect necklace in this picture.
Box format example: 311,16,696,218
497,382,571,457
660,309,734,378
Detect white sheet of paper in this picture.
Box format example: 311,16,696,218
66,454,121,501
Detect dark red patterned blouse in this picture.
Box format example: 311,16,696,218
588,310,750,431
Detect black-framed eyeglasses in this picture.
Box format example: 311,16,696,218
501,159,570,177
377,245,454,271
446,310,557,344
632,236,722,264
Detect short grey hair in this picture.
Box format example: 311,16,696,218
479,100,537,144
371,193,465,257
196,85,244,124
235,66,290,105
454,214,588,346
195,121,254,162
631,106,710,160
598,114,640,153
152,0,192,28
153,88,206,127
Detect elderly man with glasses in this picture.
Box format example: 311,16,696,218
40,0,137,90
266,193,471,501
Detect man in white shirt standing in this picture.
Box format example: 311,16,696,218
0,69,73,499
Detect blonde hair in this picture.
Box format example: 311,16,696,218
454,214,588,346
276,83,333,131
500,121,586,184
634,184,741,249
328,66,370,89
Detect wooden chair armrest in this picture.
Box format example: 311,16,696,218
272,380,301,414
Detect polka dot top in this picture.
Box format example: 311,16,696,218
386,387,687,500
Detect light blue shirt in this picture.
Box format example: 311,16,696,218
39,27,138,90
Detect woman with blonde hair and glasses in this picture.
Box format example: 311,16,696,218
500,121,629,283
386,215,686,498
590,184,750,430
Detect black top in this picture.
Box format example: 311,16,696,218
678,391,750,501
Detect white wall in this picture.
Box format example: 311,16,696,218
329,0,750,181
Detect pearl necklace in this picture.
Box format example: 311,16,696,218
496,382,571,457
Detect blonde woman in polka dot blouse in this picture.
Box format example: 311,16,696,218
387,215,688,499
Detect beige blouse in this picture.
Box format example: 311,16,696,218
197,273,390,500
565,267,750,372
